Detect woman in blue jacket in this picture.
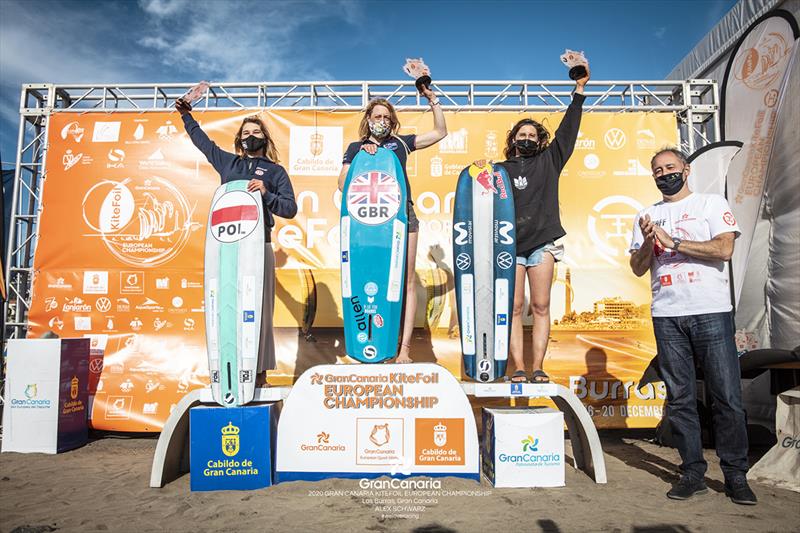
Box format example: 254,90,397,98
176,98,297,381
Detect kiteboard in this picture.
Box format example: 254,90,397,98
204,179,265,406
340,147,407,363
453,163,516,382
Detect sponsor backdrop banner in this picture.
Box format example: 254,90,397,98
30,109,678,431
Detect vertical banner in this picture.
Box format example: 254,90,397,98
721,11,799,314
29,108,677,430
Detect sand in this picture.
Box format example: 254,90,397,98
1,431,798,533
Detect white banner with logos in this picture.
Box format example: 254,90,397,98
1,339,89,454
275,363,479,481
722,13,798,309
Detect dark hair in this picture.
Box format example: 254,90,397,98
234,115,280,162
650,146,688,168
504,118,550,159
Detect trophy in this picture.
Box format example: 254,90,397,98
178,80,210,106
560,50,589,80
403,58,432,93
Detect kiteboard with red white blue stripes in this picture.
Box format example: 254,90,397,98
204,180,264,406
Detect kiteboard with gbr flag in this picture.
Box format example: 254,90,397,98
340,147,407,363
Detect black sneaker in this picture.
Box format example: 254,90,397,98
725,477,757,505
667,476,708,500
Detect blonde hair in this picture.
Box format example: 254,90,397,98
234,116,280,163
358,98,400,140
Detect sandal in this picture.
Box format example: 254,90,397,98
510,370,528,383
531,369,550,383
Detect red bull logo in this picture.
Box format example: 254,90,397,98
475,168,497,195
494,172,508,199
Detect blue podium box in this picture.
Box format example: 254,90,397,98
189,403,277,491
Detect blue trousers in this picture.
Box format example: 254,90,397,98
653,311,749,481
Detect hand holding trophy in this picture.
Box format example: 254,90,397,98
560,50,589,82
174,80,210,114
403,58,432,94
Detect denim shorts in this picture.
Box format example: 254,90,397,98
516,241,564,267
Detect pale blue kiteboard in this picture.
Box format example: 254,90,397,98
204,180,265,406
340,147,407,363
453,163,516,382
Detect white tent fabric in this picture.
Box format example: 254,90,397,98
667,0,796,82
764,44,800,350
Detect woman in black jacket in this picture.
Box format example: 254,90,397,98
175,97,298,381
497,67,589,383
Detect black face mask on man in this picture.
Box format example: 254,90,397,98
241,135,266,153
515,139,538,157
655,170,686,196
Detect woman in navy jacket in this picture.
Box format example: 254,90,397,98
176,97,297,381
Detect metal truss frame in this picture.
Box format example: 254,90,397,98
3,79,719,342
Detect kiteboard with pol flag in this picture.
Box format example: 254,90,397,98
204,179,265,406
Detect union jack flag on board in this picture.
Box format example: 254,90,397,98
348,171,400,207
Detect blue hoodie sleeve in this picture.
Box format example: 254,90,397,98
181,113,237,176
264,165,298,220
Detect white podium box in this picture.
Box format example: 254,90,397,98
2,338,90,454
749,387,800,492
482,407,565,488
275,364,479,481
463,381,607,484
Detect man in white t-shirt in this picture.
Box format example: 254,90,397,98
629,148,755,505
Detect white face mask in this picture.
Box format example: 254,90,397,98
369,120,391,139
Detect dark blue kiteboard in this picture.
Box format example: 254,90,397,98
340,148,408,363
453,163,516,382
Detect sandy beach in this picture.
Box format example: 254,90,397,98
1,430,798,533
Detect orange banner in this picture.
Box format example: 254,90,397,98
31,109,677,430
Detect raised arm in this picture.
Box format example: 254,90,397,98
413,86,447,150
548,67,590,169
175,98,235,175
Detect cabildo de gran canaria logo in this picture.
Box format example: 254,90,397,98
11,383,52,409
498,435,561,467
62,377,86,416
221,421,240,457
70,376,79,400
202,421,259,478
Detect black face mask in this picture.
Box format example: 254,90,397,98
241,135,266,153
655,171,686,196
515,139,538,157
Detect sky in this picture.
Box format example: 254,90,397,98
0,0,738,167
